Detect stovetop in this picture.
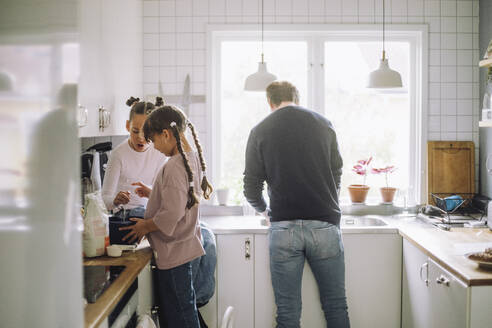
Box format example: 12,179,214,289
83,265,125,303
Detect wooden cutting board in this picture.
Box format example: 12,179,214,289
427,141,475,203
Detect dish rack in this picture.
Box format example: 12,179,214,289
430,193,485,223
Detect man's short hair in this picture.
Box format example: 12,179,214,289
266,81,300,107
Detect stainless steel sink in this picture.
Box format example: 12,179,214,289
341,216,388,227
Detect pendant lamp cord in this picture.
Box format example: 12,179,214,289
382,0,386,60
261,0,264,63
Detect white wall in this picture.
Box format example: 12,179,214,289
141,0,480,184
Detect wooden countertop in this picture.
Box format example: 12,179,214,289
398,220,492,286
83,245,152,328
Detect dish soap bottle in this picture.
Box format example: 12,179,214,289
483,67,492,121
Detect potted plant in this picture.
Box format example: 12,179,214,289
371,165,397,204
348,157,372,204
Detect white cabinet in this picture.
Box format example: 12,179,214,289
301,233,402,328
213,232,402,328
402,238,492,328
428,258,467,328
402,238,431,328
79,0,142,137
216,234,255,328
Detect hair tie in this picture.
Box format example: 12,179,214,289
170,122,177,128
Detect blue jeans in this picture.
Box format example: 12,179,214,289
269,220,350,328
191,222,217,307
156,261,200,328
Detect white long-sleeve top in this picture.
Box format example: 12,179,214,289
102,139,167,211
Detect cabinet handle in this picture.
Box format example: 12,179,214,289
245,238,251,260
436,275,450,286
419,262,429,286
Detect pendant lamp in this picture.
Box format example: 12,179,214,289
367,0,402,89
244,0,277,91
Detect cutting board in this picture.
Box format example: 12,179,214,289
427,141,475,203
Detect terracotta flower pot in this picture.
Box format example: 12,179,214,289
348,185,370,203
380,187,397,203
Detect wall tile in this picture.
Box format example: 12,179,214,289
143,1,159,17
226,0,243,16
177,17,193,32
408,0,424,16
441,66,457,82
457,99,473,115
176,0,193,16
457,17,473,33
160,17,176,33
193,0,209,16
424,1,440,16
441,83,457,99
358,0,374,16
457,49,473,65
144,34,159,50
429,99,441,115
160,50,177,66
441,17,456,33
457,1,472,16
193,33,206,49
427,17,441,32
176,50,193,66
292,0,309,15
341,0,357,16
143,67,159,83
441,50,457,66
159,34,176,49
176,33,193,49
441,33,457,50
457,33,473,49
441,1,457,17
457,83,473,99
160,67,177,83
457,66,473,82
144,50,159,66
429,116,441,131
242,0,258,16
144,17,159,33
457,115,473,132
441,116,457,132
159,1,175,16
391,0,407,16
326,0,342,16
429,50,441,65
276,0,292,16
209,0,226,15
429,66,441,82
442,100,457,115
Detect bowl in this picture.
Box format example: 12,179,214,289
107,245,122,257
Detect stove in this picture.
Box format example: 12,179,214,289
83,265,125,303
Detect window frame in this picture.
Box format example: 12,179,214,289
207,24,428,206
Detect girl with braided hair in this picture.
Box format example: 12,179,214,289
120,104,213,327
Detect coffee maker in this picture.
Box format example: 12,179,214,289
81,142,112,203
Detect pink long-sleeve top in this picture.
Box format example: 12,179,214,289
145,151,205,270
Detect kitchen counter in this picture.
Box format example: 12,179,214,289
201,215,492,286
83,243,152,328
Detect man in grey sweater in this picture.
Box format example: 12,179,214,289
243,81,350,328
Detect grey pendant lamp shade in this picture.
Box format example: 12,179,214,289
244,0,277,91
367,0,402,89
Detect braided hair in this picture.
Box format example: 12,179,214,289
143,105,212,209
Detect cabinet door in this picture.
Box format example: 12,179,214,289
254,234,276,328
216,234,254,328
137,263,153,316
343,233,402,328
402,239,431,328
428,258,467,328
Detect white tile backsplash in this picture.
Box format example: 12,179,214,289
457,99,473,115
159,33,176,49
209,0,226,16
457,1,473,16
193,0,209,16
144,34,159,50
226,0,242,16
176,50,193,66
292,0,309,15
176,0,193,16
441,1,457,17
441,17,456,33
457,116,473,132
309,0,325,16
441,116,457,132
159,1,175,16
430,66,441,82
424,1,440,16
176,33,193,49
441,50,457,66
457,66,473,82
441,83,458,99
160,17,176,33
457,17,473,33
143,1,159,17
441,33,457,49
325,0,341,16
144,17,159,33
160,50,176,66
144,50,159,66
457,50,473,65
176,17,193,32
441,66,457,82
457,83,473,99
457,33,473,49
442,100,457,115
407,0,424,16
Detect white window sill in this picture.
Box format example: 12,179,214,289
201,203,418,217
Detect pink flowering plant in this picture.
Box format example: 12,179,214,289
371,165,397,188
352,157,372,186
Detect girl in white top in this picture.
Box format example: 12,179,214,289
102,96,167,212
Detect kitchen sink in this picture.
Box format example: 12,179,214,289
341,216,388,227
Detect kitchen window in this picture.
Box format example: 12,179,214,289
209,25,427,206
